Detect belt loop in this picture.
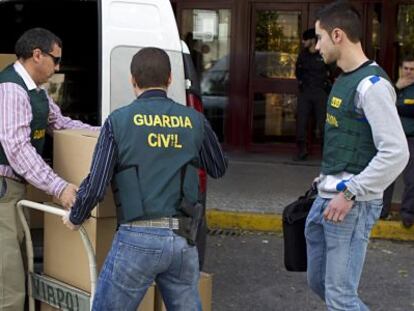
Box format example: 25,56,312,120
169,217,173,229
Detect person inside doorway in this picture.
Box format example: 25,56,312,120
382,55,414,227
294,28,332,161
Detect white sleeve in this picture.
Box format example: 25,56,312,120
347,77,409,196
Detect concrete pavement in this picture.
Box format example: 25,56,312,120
206,152,413,240
204,231,414,311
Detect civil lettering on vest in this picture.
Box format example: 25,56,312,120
133,114,192,149
326,113,339,127
148,133,183,148
331,96,342,108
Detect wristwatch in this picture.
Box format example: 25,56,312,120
342,187,356,201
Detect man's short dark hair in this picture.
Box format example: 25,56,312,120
15,28,62,60
316,1,361,43
130,47,171,89
402,55,414,63
303,28,316,40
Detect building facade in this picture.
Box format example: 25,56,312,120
171,0,414,153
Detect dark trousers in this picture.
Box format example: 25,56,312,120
382,137,414,221
296,88,328,152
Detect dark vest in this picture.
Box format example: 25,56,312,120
110,91,204,224
321,64,390,175
0,65,49,165
397,83,414,137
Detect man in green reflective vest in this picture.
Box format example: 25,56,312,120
63,47,227,310
0,28,98,310
382,56,414,227
305,2,409,310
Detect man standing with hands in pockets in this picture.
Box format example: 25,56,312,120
305,2,409,310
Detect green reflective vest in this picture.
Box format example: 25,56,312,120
397,83,414,137
0,65,49,165
321,64,390,175
110,94,204,224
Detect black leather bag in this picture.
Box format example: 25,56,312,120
282,188,317,272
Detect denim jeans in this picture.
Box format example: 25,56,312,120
92,226,202,311
305,196,382,311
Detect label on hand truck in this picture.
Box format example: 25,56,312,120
31,273,90,310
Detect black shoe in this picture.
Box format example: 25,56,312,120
402,218,413,229
380,214,390,220
292,152,308,161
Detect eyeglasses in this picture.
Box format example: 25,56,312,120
43,52,61,66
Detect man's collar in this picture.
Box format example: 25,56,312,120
13,61,37,91
137,89,167,99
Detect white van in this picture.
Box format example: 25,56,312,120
0,0,208,309
0,0,188,125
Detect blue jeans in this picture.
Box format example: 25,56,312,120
92,226,202,311
305,196,382,311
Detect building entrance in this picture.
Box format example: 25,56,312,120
173,0,414,153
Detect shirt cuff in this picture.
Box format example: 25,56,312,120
69,211,82,225
345,180,359,198
49,177,68,198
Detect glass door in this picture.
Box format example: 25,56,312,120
180,8,232,142
249,3,307,147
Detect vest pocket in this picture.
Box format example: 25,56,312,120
113,165,144,222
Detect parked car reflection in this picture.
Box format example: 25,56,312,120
200,55,229,142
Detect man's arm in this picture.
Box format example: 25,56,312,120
68,119,117,226
295,53,304,82
198,118,227,179
46,93,99,132
346,78,409,197
0,82,68,198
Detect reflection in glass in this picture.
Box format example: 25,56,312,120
397,5,414,71
181,9,231,142
254,10,301,79
253,93,297,143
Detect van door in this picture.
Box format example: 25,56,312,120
101,0,186,122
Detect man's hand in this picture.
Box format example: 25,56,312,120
62,210,80,231
58,183,78,210
395,76,414,90
324,192,354,223
312,176,321,190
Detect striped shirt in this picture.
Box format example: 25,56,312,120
0,61,98,197
70,91,227,225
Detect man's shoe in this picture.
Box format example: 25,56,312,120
402,218,413,229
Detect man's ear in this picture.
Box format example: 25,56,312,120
331,28,342,44
32,48,42,64
167,73,172,87
130,75,137,87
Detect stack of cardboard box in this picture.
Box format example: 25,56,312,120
40,130,212,310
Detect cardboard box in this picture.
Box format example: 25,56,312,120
25,185,53,229
40,284,155,311
154,272,212,311
0,54,16,71
53,129,115,218
43,212,117,293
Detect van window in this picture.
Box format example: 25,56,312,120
110,46,186,112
